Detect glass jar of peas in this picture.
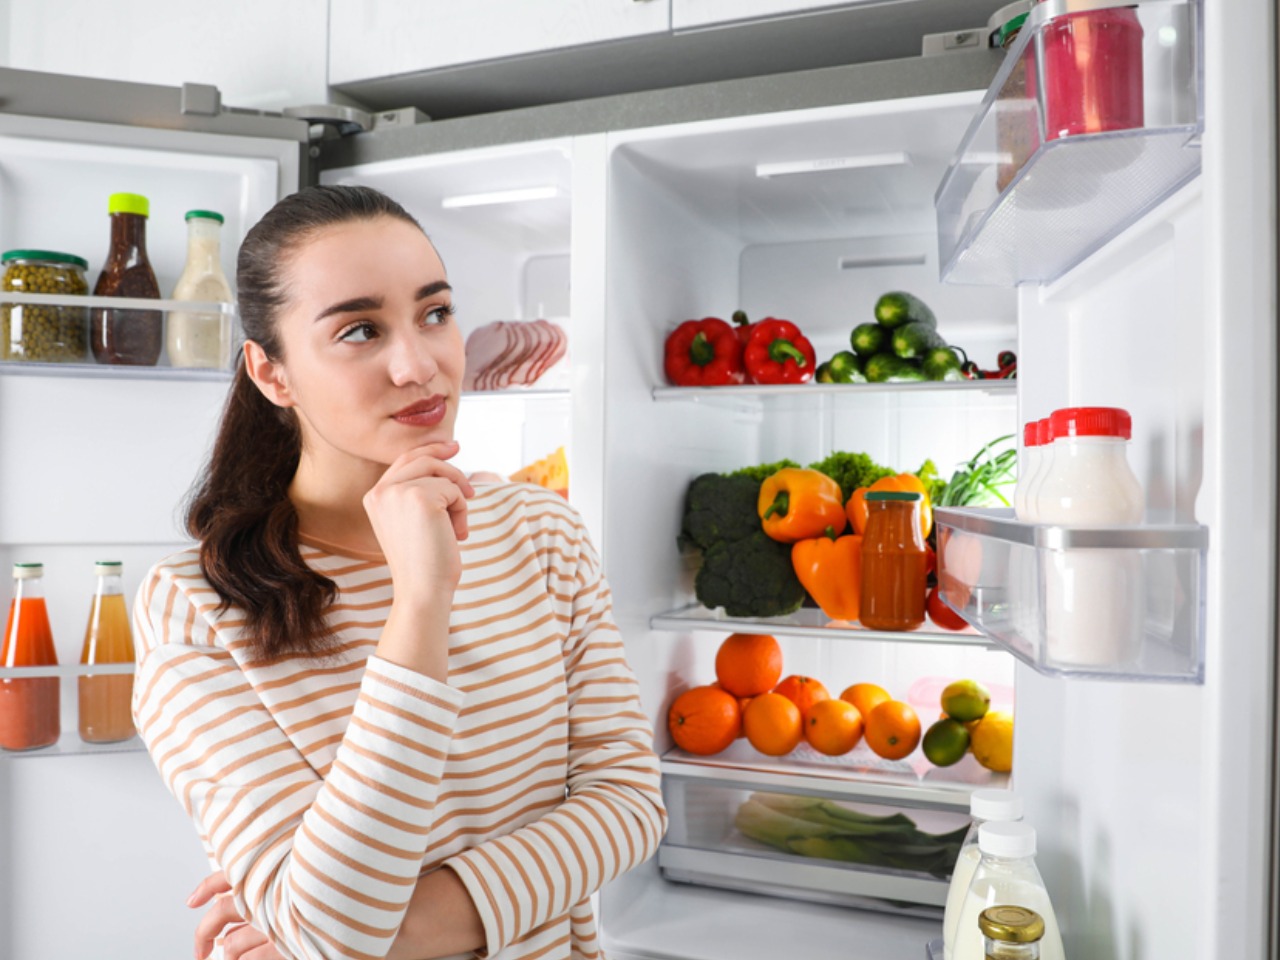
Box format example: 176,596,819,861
1,249,91,363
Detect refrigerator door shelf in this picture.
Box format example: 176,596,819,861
0,667,142,759
0,291,239,379
658,768,973,916
651,602,997,649
934,506,1207,682
935,0,1203,286
0,729,143,760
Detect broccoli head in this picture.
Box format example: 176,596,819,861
694,531,806,618
679,473,762,551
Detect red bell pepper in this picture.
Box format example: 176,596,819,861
663,317,745,386
731,309,756,346
743,318,816,384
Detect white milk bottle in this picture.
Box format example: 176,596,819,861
1026,418,1052,520
1013,421,1042,521
168,210,234,368
953,822,1065,960
942,789,1024,960
1037,406,1144,668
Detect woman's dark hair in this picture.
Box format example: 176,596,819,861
186,185,424,661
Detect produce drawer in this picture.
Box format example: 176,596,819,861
658,749,980,918
935,0,1202,286
934,507,1207,682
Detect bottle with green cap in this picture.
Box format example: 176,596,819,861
91,192,163,366
859,490,928,630
169,210,234,369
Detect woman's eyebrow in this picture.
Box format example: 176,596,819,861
314,295,382,322
416,280,453,300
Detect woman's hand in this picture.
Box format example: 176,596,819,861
363,439,475,600
188,871,282,960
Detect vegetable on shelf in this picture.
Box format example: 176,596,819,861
847,473,934,540
758,468,847,543
679,473,762,551
663,316,746,386
807,451,896,503
695,530,807,618
791,528,863,622
874,291,938,330
934,434,1018,508
731,309,756,346
743,317,816,384
815,349,864,384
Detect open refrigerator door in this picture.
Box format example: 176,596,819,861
0,67,306,959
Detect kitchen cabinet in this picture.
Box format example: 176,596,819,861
327,0,672,87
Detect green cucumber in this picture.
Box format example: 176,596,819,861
891,321,946,360
863,353,926,383
850,322,886,357
875,291,937,330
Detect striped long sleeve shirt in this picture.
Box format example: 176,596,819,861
132,483,667,960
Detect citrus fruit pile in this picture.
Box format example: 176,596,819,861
667,632,965,764
922,678,1013,773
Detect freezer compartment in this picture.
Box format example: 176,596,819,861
936,0,1202,285
0,291,237,376
659,754,978,917
934,506,1207,682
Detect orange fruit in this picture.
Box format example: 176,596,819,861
773,675,830,722
742,692,803,756
804,698,864,756
735,696,754,738
668,685,740,756
840,682,891,721
715,633,784,698
864,700,922,760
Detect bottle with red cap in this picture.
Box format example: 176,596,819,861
1014,418,1051,522
1036,406,1144,667
1036,407,1143,526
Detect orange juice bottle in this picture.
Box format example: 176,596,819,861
1,562,60,750
859,491,929,632
78,561,136,743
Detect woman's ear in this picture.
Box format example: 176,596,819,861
243,340,295,408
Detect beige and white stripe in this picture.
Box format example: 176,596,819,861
133,483,666,960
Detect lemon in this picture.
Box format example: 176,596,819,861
970,710,1014,773
940,678,991,722
922,718,970,767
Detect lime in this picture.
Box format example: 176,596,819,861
922,718,970,767
971,710,1014,773
940,678,991,722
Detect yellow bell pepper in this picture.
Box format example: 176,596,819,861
847,473,933,540
758,468,847,543
791,528,862,622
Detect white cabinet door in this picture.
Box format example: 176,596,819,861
329,0,671,86
672,0,878,30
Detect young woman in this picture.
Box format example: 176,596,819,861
132,185,667,960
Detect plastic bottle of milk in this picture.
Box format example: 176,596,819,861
1037,406,1144,667
1013,421,1041,521
952,822,1065,960
942,789,1024,960
1026,418,1052,521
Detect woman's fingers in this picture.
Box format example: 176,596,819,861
193,894,244,960
378,445,476,499
186,870,232,908
217,922,273,960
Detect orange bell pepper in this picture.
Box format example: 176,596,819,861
791,528,862,622
847,473,933,540
758,468,847,543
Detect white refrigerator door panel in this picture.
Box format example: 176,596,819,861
1,750,212,960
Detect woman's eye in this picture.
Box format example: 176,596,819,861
425,303,456,325
338,321,378,343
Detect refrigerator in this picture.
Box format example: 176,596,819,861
1,0,1275,958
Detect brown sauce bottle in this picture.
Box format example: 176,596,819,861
92,192,163,365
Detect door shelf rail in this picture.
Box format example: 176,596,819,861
0,290,239,379
935,0,1203,286
651,602,996,649
935,506,1207,683
0,662,134,679
0,730,144,760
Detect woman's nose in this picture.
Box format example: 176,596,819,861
386,330,440,385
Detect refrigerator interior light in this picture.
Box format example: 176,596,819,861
440,185,561,209
755,152,911,178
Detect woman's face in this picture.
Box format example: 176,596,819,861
253,215,465,469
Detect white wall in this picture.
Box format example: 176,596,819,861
1,0,330,110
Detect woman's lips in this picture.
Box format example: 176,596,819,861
392,396,447,427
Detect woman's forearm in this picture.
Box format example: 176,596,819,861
388,867,486,960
